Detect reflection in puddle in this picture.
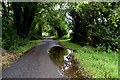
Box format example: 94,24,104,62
48,46,90,78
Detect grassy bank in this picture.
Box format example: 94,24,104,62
2,39,42,69
16,40,42,52
59,39,118,78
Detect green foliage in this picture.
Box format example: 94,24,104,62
88,2,120,51
2,2,119,52
2,2,38,52
69,2,91,45
28,29,41,40
45,3,69,38
68,2,120,51
59,33,71,40
2,14,18,52
5,61,11,65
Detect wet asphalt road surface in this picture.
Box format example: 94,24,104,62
2,37,63,78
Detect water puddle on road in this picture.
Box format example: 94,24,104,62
48,46,90,78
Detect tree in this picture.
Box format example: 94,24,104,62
68,2,90,45
12,2,38,38
45,3,68,38
68,2,120,51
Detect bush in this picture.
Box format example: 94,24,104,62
2,18,29,52
90,24,120,51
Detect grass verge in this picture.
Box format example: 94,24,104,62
2,39,42,69
59,39,118,78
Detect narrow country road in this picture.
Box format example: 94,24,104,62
2,37,63,78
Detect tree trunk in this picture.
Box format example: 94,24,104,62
12,3,22,37
91,10,94,46
38,24,42,36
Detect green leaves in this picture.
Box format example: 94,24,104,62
68,2,120,51
2,2,120,52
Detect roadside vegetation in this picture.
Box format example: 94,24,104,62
59,39,118,78
2,40,41,69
